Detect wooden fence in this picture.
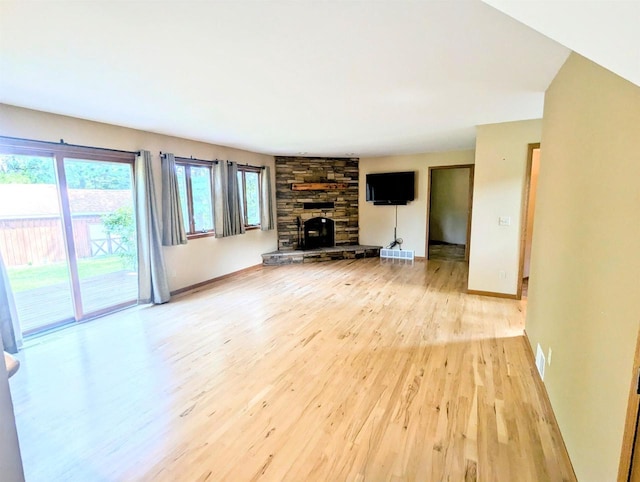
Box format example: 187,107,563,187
0,215,105,267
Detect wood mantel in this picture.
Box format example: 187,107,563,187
291,182,349,191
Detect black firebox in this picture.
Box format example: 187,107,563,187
303,217,335,250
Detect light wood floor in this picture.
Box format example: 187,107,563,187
9,258,575,481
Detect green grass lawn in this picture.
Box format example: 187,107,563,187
7,256,133,292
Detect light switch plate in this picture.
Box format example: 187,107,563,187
498,216,511,226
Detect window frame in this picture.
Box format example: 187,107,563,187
237,165,263,230
175,158,215,239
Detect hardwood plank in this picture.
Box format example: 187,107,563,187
8,258,575,481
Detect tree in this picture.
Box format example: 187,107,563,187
0,155,56,184
0,155,132,189
102,207,137,270
65,160,132,189
0,171,31,184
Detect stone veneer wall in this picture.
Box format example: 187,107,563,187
275,157,359,250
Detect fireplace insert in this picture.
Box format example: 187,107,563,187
303,217,335,250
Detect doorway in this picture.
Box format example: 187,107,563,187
426,165,474,261
0,139,138,336
517,143,541,299
619,328,640,481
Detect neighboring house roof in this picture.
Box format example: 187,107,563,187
0,184,132,218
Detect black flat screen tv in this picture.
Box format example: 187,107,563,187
366,171,415,205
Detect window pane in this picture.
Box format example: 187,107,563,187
64,158,137,314
0,153,74,332
245,171,260,226
237,171,244,214
175,165,189,233
190,166,213,232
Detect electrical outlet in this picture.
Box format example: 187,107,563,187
548,347,552,366
499,270,506,280
535,344,546,380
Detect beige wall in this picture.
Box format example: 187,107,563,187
527,53,640,481
359,151,475,256
468,119,542,295
0,343,24,482
523,147,540,278
0,104,277,292
429,167,470,245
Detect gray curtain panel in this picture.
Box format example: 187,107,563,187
135,150,171,304
212,161,231,238
227,161,246,236
211,161,246,238
0,252,18,354
160,153,187,246
260,166,274,231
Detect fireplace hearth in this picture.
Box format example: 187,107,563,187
304,217,335,250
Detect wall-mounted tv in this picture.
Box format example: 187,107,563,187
366,171,415,205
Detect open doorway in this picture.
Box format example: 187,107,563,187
426,165,474,261
617,326,640,481
517,143,541,299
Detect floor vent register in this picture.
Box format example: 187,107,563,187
380,249,415,260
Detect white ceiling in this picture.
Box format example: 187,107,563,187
0,1,573,157
482,0,640,88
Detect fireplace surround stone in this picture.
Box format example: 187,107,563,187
275,156,359,251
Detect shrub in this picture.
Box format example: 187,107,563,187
102,207,137,270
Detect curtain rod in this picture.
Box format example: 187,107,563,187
162,152,219,164
0,135,139,155
227,160,265,169
157,151,263,169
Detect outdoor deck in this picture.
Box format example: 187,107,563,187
13,271,138,333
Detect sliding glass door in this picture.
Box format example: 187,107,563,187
0,153,75,332
64,158,137,317
0,141,138,335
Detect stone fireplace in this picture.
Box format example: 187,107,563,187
275,156,359,251
263,156,379,264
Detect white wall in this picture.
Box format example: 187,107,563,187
526,53,640,482
429,167,470,245
0,104,277,292
467,119,542,295
359,150,475,257
0,342,24,482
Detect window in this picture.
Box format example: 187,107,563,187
175,159,214,237
237,166,262,228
